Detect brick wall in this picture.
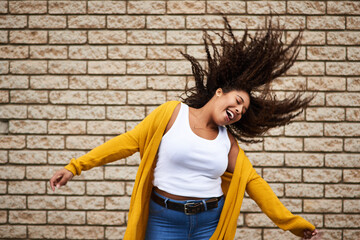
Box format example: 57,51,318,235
0,1,359,239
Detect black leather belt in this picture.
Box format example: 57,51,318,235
151,191,222,215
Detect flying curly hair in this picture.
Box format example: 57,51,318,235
180,17,314,143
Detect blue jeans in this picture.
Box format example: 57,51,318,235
145,191,224,240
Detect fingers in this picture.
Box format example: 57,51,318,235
49,169,73,192
50,172,62,192
303,229,319,239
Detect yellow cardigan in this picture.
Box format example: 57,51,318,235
65,101,315,239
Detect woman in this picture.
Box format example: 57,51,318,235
50,17,319,239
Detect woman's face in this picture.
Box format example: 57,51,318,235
212,88,250,126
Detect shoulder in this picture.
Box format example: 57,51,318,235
226,129,238,147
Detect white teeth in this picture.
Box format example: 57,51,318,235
226,110,234,120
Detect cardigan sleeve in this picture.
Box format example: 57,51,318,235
246,168,315,237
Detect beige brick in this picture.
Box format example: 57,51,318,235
48,150,85,165
66,136,104,150
49,91,87,104
9,120,47,134
247,1,286,14
285,183,323,197
327,93,360,106
28,196,65,209
327,32,360,45
128,90,166,105
285,122,323,136
29,15,66,29
0,181,6,193
166,91,183,102
88,61,125,74
108,46,146,59
344,230,360,240
69,15,105,29
87,211,125,225
89,30,126,44
0,151,7,163
11,90,47,104
10,60,47,74
10,1,46,14
49,1,86,14
167,1,205,14
264,126,284,137
287,61,324,76
0,61,8,74
234,229,261,240
68,106,105,119
107,106,145,120
241,198,261,212
48,121,85,135
167,30,203,44
128,1,165,14
28,105,66,119
9,150,46,164
87,181,125,195
75,167,104,180
285,153,323,167
9,210,46,224
264,137,302,151
128,30,165,44
307,16,345,30
0,16,27,29
48,211,85,224
347,17,360,30
126,152,140,166
263,168,301,182
49,30,87,44
325,184,360,198
167,60,194,75
66,226,104,239
287,1,325,14
271,77,306,91
69,76,107,89
30,75,68,89
186,15,226,29
0,211,6,223
263,229,299,240
69,46,106,59
105,196,131,210
344,169,360,183
266,16,305,29
10,30,47,44
313,229,342,240
49,60,86,74
26,166,59,180
0,2,6,14
0,225,26,239
147,46,184,60
304,138,342,152
28,225,65,239
0,195,26,209
105,166,138,180
288,31,325,45
0,90,8,103
246,213,276,227
27,136,64,149
0,136,25,149
0,31,7,43
304,169,342,183
344,200,360,213
228,16,266,30
346,108,360,121
66,196,104,210
307,77,346,91
325,123,360,137
47,181,85,195
207,1,245,14
327,1,360,14
0,45,28,59
105,227,127,240
345,138,360,152
327,62,360,76
88,91,126,105
325,214,360,228
88,1,125,14
348,78,360,91
246,153,284,166
9,181,46,194
348,47,360,60
0,75,28,89
0,105,27,119
107,16,144,29
125,182,135,195
148,15,184,29
148,76,186,90
87,121,125,135
308,47,346,61
326,153,360,167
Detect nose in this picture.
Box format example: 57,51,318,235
235,106,243,114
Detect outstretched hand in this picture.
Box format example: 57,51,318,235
49,168,74,191
303,229,319,239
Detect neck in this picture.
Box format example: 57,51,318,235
190,100,218,129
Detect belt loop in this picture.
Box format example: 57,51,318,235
202,199,207,211
164,197,169,208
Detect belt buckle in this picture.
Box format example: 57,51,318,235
184,202,200,215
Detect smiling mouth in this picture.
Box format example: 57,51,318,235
226,110,234,120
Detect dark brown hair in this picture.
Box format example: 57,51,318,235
180,17,314,143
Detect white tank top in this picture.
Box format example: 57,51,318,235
153,103,231,198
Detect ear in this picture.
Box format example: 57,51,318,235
216,88,223,97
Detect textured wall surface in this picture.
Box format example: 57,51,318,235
0,1,360,239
